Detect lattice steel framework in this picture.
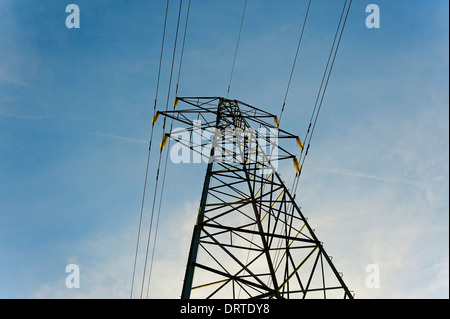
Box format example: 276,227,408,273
156,97,353,299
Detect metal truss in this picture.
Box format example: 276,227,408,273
156,97,353,299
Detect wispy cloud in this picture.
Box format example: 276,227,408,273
0,67,30,88
90,131,147,144
32,201,197,299
0,111,50,120
311,167,426,188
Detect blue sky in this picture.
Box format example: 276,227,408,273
0,0,448,298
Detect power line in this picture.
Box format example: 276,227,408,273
292,0,353,195
279,0,312,122
145,130,172,298
175,0,191,97
145,0,192,298
163,0,184,115
139,140,165,298
139,0,184,299
226,0,248,99
130,0,170,299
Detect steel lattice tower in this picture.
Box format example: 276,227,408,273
156,97,353,299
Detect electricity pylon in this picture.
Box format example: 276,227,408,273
156,97,353,299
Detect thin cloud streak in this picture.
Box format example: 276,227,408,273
0,111,50,120
90,131,147,144
312,167,426,188
0,69,30,88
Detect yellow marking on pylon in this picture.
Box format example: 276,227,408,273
296,137,304,150
274,116,280,128
152,112,160,125
293,157,301,174
160,134,168,149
